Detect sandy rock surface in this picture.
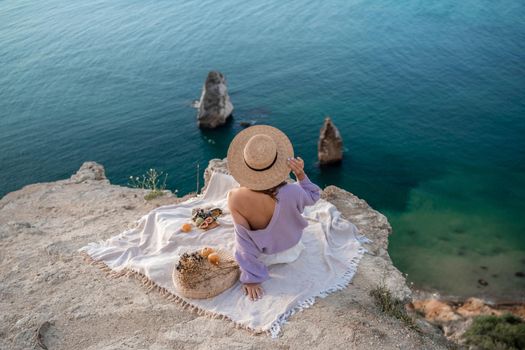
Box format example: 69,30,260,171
0,160,451,349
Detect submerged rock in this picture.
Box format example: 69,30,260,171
196,71,234,129
239,120,256,128
318,116,343,165
477,279,488,286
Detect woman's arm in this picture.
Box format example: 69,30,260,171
228,191,269,283
233,223,269,284
233,223,268,300
297,173,321,210
288,157,321,211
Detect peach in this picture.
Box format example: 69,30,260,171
207,252,220,266
200,247,214,258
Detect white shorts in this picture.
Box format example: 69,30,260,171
258,237,306,266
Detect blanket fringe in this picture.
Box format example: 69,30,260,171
267,244,370,338
79,237,371,338
78,250,269,337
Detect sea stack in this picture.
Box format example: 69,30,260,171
196,71,234,128
318,116,343,165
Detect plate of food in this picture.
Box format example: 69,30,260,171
191,207,223,231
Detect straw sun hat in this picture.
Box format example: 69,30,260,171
227,125,294,190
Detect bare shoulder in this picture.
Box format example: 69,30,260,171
227,187,240,202
227,187,251,197
227,187,254,205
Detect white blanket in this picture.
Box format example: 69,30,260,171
78,170,370,337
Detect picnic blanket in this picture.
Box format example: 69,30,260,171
78,169,370,337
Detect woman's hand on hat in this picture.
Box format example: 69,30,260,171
287,156,305,181
242,283,264,301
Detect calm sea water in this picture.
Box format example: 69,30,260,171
1,0,524,301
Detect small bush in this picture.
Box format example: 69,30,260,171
143,190,165,201
463,313,525,350
369,284,420,332
128,168,176,200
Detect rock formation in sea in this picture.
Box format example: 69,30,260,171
318,116,343,165
1,160,454,349
196,71,234,129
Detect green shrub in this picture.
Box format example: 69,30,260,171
463,313,525,350
369,284,420,332
143,190,165,201
128,168,176,200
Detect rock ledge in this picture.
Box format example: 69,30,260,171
0,160,450,350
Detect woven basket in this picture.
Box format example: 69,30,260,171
172,249,240,299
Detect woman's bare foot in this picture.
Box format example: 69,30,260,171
242,283,264,301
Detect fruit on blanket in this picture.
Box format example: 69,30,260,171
181,223,192,233
200,247,214,257
207,252,220,265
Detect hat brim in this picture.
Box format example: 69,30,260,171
227,125,294,190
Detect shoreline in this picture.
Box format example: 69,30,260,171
410,285,525,306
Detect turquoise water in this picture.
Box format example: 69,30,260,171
1,1,524,300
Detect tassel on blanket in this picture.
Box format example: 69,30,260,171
78,250,266,336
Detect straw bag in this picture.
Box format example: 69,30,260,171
172,249,240,299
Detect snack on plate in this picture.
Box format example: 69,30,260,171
195,217,204,226
209,208,223,217
172,248,240,299
191,207,223,231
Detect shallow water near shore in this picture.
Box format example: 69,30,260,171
1,0,524,301
385,167,525,302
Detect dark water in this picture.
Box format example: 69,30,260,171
1,0,524,300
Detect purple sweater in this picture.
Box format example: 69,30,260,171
233,174,322,284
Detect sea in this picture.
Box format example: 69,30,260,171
1,0,524,301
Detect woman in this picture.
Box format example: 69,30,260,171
226,125,321,301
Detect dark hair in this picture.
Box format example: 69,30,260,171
252,180,288,202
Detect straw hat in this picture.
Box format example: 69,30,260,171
227,125,294,190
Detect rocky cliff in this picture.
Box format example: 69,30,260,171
0,160,451,350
